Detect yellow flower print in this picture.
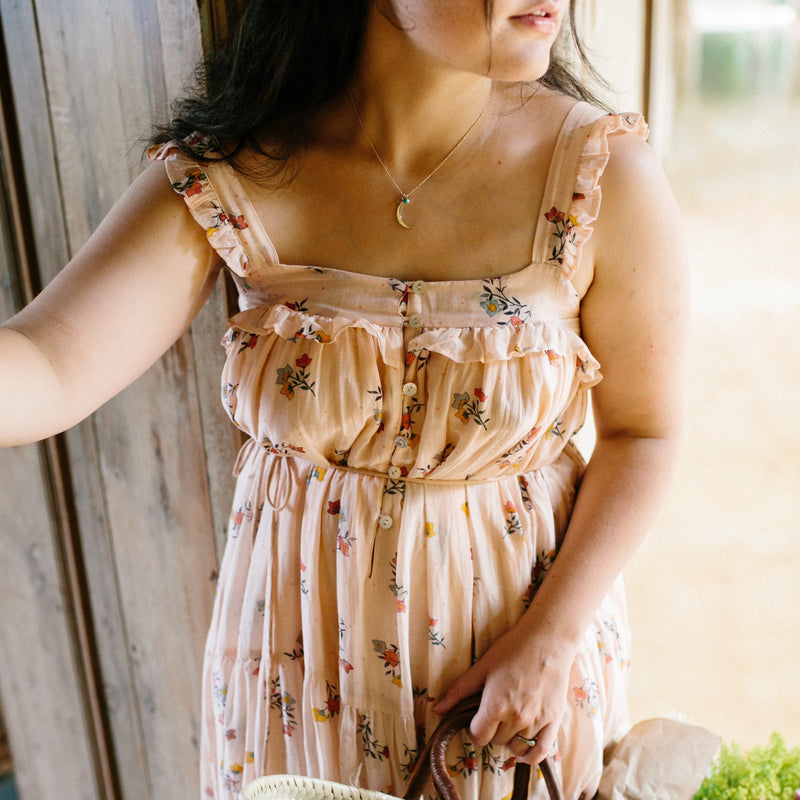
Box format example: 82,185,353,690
245,752,255,764
425,521,437,537
461,502,470,517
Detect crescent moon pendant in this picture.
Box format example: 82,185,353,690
396,197,412,230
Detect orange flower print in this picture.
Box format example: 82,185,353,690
339,657,354,674
545,204,578,266
429,618,446,648
313,682,341,722
504,499,523,538
172,169,206,197
544,206,565,225
571,679,599,718
276,355,316,399
372,639,403,687
452,390,489,429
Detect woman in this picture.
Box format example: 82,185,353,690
0,1,688,798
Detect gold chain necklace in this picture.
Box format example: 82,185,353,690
348,86,492,229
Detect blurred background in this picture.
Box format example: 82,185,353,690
613,0,800,752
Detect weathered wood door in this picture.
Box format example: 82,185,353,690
0,1,242,797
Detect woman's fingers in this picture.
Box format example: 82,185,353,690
433,663,486,715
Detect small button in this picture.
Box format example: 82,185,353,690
378,515,394,529
407,313,423,328
402,382,417,397
394,436,408,448
387,466,402,480
411,280,427,295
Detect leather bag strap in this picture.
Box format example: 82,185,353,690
402,694,564,800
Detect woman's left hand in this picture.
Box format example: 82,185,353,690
433,620,577,764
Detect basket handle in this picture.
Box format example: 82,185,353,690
402,694,564,800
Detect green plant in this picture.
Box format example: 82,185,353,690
694,734,800,800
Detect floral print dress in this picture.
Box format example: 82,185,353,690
149,101,648,800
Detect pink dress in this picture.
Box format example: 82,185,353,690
150,101,647,800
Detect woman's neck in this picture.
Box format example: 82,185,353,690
341,7,495,181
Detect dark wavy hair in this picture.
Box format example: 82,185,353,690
151,0,608,174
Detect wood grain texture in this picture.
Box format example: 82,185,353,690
0,0,240,797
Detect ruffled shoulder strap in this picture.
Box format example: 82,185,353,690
148,136,276,278
532,102,649,286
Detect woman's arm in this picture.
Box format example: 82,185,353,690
0,162,220,446
434,131,690,761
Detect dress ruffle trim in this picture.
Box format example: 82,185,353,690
557,112,649,281
227,304,601,385
148,137,251,277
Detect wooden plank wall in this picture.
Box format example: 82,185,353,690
0,1,242,797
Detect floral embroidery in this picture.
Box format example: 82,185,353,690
307,465,328,484
388,278,411,313
400,742,422,781
523,548,556,608
518,474,534,509
222,381,238,422
337,524,355,557
276,354,316,399
291,323,331,344
284,298,309,312
172,169,206,197
312,682,341,722
300,560,309,597
269,678,298,736
283,634,304,662
333,447,350,466
212,671,228,723
338,618,354,675
571,679,600,718
544,205,579,267
416,442,455,475
229,501,253,538
503,500,524,538
452,389,489,429
237,332,259,354
482,744,515,775
368,387,384,431
547,417,565,439
372,639,403,687
479,278,532,326
358,712,390,760
406,348,431,370
184,132,218,158
261,437,306,456
398,399,424,446
428,618,446,648
221,761,244,793
384,479,407,500
389,556,408,612
448,741,479,777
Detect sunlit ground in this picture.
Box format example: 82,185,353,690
625,86,800,747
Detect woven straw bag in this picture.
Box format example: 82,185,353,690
240,694,564,800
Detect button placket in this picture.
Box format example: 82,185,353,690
378,283,425,534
